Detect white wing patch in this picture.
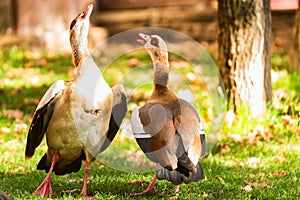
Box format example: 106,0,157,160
131,107,151,138
36,80,66,111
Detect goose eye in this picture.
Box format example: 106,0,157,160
70,19,76,30
151,37,159,47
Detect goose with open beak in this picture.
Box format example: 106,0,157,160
25,4,127,197
131,33,206,196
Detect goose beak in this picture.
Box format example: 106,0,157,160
82,4,93,19
137,33,149,45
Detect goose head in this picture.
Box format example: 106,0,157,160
70,4,93,66
137,33,168,64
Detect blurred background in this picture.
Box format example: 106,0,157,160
0,1,300,198
0,0,298,53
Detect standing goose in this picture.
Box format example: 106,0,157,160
131,33,206,196
25,4,127,197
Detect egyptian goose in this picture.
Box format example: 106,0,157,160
25,4,127,197
131,33,206,196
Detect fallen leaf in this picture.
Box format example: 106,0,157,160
246,157,260,168
203,192,213,198
296,128,300,137
261,179,269,187
243,185,252,192
0,127,10,135
220,144,231,154
57,182,63,187
170,61,190,69
128,180,151,186
14,123,28,134
248,125,274,145
271,171,289,178
270,156,285,163
243,180,259,188
227,133,242,142
127,58,140,67
216,176,225,185
4,109,24,120
236,161,245,168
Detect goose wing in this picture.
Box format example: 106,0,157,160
25,80,66,158
132,102,177,166
173,99,206,165
100,84,128,153
132,99,205,168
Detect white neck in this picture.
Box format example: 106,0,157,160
71,37,90,67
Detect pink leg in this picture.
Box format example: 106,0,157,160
34,152,59,197
80,161,92,198
130,173,157,196
175,185,180,193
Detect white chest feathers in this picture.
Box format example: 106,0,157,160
74,56,112,110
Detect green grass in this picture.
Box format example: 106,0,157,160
0,48,300,199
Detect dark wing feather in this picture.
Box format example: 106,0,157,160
25,80,65,158
25,98,55,157
100,84,127,153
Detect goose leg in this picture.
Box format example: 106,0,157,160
34,152,59,197
80,161,91,198
130,173,157,196
175,185,180,193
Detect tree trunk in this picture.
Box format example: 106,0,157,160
217,0,272,117
291,1,300,73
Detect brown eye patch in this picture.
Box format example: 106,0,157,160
150,37,159,47
70,19,76,30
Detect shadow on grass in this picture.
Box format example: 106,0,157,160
0,165,134,199
1,153,300,199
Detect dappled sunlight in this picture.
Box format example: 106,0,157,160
0,45,299,198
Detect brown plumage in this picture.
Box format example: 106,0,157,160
131,33,206,196
25,4,127,197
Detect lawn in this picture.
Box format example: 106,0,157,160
0,48,300,199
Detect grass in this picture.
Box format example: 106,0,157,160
0,47,300,199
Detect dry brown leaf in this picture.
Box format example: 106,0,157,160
248,125,274,145
127,58,140,67
283,115,298,127
236,161,245,168
227,133,243,142
296,128,300,136
246,157,260,168
243,179,269,188
170,61,190,69
271,171,289,178
243,180,259,188
203,192,213,198
261,179,269,187
128,180,151,186
0,127,10,135
4,109,24,120
270,156,285,163
216,176,225,185
219,144,231,154
14,123,28,134
243,185,252,192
